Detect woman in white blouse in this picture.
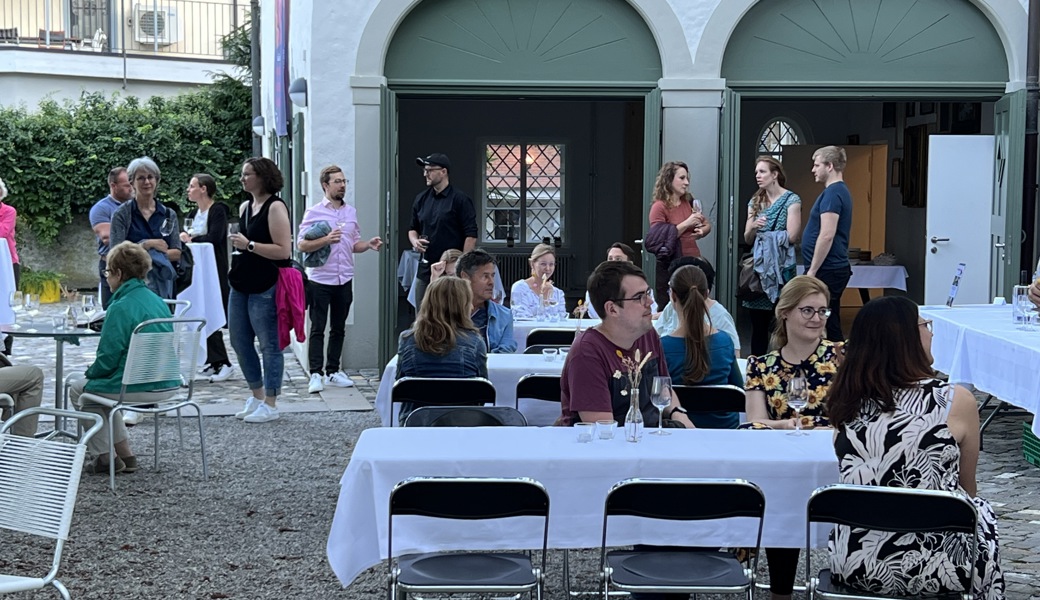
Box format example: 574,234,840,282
509,243,567,319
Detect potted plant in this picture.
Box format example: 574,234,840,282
19,267,64,303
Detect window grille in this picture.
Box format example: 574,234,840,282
757,119,800,162
483,143,564,245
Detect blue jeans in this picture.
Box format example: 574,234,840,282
229,285,282,397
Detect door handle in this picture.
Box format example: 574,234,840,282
930,236,950,243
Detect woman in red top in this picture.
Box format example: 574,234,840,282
647,161,711,307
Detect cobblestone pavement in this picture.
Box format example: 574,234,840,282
6,300,1039,598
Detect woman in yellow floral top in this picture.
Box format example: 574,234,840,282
743,275,841,600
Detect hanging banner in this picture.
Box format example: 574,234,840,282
273,0,290,137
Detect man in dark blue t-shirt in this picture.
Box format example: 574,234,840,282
802,145,852,342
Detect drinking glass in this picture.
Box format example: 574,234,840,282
541,348,559,362
229,223,243,255
183,217,195,235
596,420,617,440
160,217,175,237
8,292,21,328
418,234,429,264
650,376,672,436
787,370,810,436
1017,293,1037,331
82,294,97,319
547,297,560,320
25,294,40,328
575,422,595,443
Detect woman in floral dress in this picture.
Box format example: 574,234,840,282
826,296,1004,599
743,275,841,599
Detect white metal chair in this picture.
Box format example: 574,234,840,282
164,298,191,316
0,393,13,424
73,317,207,491
0,408,103,599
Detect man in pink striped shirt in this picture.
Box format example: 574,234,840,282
297,165,382,394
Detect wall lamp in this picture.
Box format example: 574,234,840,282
288,77,308,107
251,115,266,137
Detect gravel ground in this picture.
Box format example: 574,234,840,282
1,301,1037,599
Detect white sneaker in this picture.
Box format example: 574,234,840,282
243,403,280,423
234,397,263,419
326,371,355,388
198,364,216,376
122,411,144,426
209,364,235,383
308,373,324,394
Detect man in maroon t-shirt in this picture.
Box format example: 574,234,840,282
560,260,694,428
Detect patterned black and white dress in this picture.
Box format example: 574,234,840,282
830,378,1004,599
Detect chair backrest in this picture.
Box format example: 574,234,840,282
526,328,576,347
601,478,765,569
673,384,746,413
164,298,192,317
38,29,65,46
0,27,19,43
522,344,569,354
391,377,496,408
806,484,978,593
122,318,205,393
515,374,562,404
404,405,527,427
0,435,84,541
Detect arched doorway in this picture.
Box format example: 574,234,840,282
370,0,667,363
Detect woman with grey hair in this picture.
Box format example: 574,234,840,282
109,156,182,299
0,176,20,355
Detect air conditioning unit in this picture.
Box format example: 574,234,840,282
133,4,179,46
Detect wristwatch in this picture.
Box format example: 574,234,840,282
247,240,255,253
665,406,688,419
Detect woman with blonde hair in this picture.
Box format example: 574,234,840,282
396,276,488,423
661,265,742,429
509,243,566,319
743,275,842,600
742,156,801,356
429,248,463,283
647,161,711,306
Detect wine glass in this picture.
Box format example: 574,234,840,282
418,234,429,264
82,294,97,319
183,217,195,236
160,217,175,237
547,296,560,321
787,370,810,436
229,223,243,255
8,292,22,328
25,294,40,328
650,376,672,436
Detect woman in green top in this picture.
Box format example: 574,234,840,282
69,241,179,475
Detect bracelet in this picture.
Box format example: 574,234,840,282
665,406,688,420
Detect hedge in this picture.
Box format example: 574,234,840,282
0,30,252,244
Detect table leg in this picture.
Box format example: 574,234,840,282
51,339,77,440
859,288,871,305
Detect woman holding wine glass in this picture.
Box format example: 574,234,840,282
509,243,567,319
743,275,842,600
227,158,293,424
180,173,233,381
108,156,182,300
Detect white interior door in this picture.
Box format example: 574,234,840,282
924,135,995,305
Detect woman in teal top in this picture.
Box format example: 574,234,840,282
69,241,178,475
661,265,742,429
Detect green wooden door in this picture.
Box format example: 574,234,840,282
641,87,661,281
717,88,741,310
379,86,399,368
992,90,1026,298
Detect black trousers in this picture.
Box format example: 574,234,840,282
748,307,775,357
205,331,231,369
308,280,353,376
814,265,852,342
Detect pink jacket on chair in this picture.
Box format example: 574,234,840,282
276,267,306,350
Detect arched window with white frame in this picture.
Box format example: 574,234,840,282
757,118,801,162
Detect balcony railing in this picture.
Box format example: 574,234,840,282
0,0,246,61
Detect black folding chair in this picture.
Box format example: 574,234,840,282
390,377,496,427
515,374,562,407
526,328,576,347
600,478,764,599
403,405,528,427
806,484,978,600
673,384,746,413
388,477,550,600
523,344,570,354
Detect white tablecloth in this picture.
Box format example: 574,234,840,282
513,318,600,351
376,353,565,426
327,427,839,586
0,239,14,325
919,304,1040,436
177,243,226,354
798,264,908,290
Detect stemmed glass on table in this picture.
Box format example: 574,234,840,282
229,223,243,255
650,376,673,436
787,369,809,436
24,294,39,328
8,292,22,329
82,294,97,322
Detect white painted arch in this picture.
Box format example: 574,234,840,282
354,0,694,80
693,0,1028,86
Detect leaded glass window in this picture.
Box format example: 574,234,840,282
484,143,564,244
757,119,800,161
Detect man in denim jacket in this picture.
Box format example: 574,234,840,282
456,249,517,353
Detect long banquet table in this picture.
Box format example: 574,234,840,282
326,426,839,587
376,353,565,426
512,317,599,351
919,303,1040,436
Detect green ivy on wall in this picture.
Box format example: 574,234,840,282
0,24,253,245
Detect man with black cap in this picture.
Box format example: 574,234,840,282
408,153,478,310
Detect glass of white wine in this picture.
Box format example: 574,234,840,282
82,294,97,320
8,291,22,328
787,370,810,436
25,294,40,329
183,217,195,236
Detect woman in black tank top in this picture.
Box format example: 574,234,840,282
227,158,293,423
